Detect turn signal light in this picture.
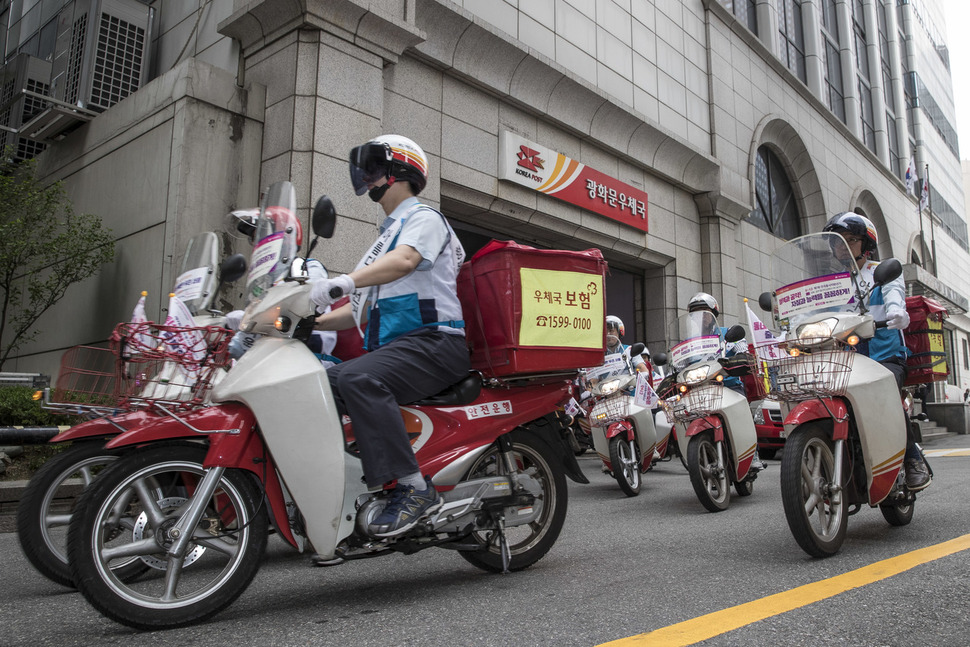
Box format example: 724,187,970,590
789,348,801,357
846,335,860,346
678,384,688,393
274,316,291,332
716,374,724,382
32,390,42,401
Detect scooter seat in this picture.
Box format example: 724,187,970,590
410,372,482,406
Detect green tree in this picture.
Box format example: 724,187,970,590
0,153,115,369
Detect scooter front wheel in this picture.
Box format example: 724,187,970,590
687,431,730,512
608,435,641,497
68,444,269,629
16,442,144,588
780,423,847,557
459,429,568,573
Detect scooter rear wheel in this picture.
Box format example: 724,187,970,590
880,499,915,526
459,430,568,573
609,435,641,497
687,431,730,512
68,444,268,629
780,422,847,557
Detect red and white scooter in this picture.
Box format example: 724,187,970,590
758,232,922,557
581,343,658,496
65,181,588,630
656,312,760,512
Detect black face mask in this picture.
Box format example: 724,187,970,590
368,183,390,202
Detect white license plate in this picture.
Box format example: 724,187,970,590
776,374,797,385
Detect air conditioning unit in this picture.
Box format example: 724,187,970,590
50,0,154,112
0,54,52,160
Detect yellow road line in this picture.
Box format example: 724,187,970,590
598,534,970,647
924,448,970,457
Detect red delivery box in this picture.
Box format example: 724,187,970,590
458,240,607,378
903,295,949,386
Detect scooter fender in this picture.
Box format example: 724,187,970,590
101,404,301,548
783,398,849,439
50,409,158,443
210,336,349,559
718,387,759,480
845,354,907,505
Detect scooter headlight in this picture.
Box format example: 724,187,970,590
796,317,838,341
683,364,711,385
599,379,621,396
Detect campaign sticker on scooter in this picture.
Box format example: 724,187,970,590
774,272,853,320
669,335,720,368
463,401,513,420
247,232,285,284
174,267,209,302
585,353,626,384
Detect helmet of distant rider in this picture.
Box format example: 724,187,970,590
349,134,428,196
822,212,878,257
687,292,719,318
605,315,625,338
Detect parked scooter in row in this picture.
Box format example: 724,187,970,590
582,343,657,496
17,231,235,587
655,312,760,512
757,232,923,557
64,182,588,630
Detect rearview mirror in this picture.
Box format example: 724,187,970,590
219,253,247,284
629,342,645,357
873,258,902,287
653,352,668,367
758,292,772,312
724,324,745,343
312,195,337,239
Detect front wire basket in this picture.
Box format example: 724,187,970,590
658,381,723,425
44,345,122,417
588,392,632,427
757,338,855,401
111,322,234,410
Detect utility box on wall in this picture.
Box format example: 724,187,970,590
50,0,154,112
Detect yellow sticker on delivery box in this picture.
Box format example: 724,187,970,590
519,267,604,348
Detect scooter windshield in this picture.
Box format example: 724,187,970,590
768,232,859,330
174,231,221,315
669,311,721,372
245,182,301,303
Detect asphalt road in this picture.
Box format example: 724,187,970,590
2,432,969,647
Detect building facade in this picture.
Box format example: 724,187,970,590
3,0,969,398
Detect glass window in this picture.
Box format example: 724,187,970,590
718,0,758,34
778,0,807,82
820,0,845,123
748,146,802,240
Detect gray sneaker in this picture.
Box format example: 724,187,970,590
904,457,931,491
368,477,442,538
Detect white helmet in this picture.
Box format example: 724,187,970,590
349,134,429,196
688,292,719,318
605,315,625,337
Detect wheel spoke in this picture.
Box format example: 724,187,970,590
79,465,98,487
160,554,186,601
102,536,160,562
192,534,241,557
44,513,71,529
131,477,170,528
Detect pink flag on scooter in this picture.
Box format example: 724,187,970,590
745,301,782,360
163,292,206,367
634,371,658,408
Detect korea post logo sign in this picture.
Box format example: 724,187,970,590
519,268,604,348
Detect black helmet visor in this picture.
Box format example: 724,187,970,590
349,142,391,195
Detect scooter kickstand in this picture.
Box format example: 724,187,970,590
496,515,511,574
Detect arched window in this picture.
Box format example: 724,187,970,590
748,146,802,239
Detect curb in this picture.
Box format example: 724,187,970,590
0,480,28,534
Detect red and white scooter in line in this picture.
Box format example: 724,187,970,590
580,343,658,497
64,181,589,630
655,311,760,512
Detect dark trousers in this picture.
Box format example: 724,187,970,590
327,328,470,488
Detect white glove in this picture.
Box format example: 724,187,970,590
310,274,355,309
225,310,245,331
887,310,910,330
